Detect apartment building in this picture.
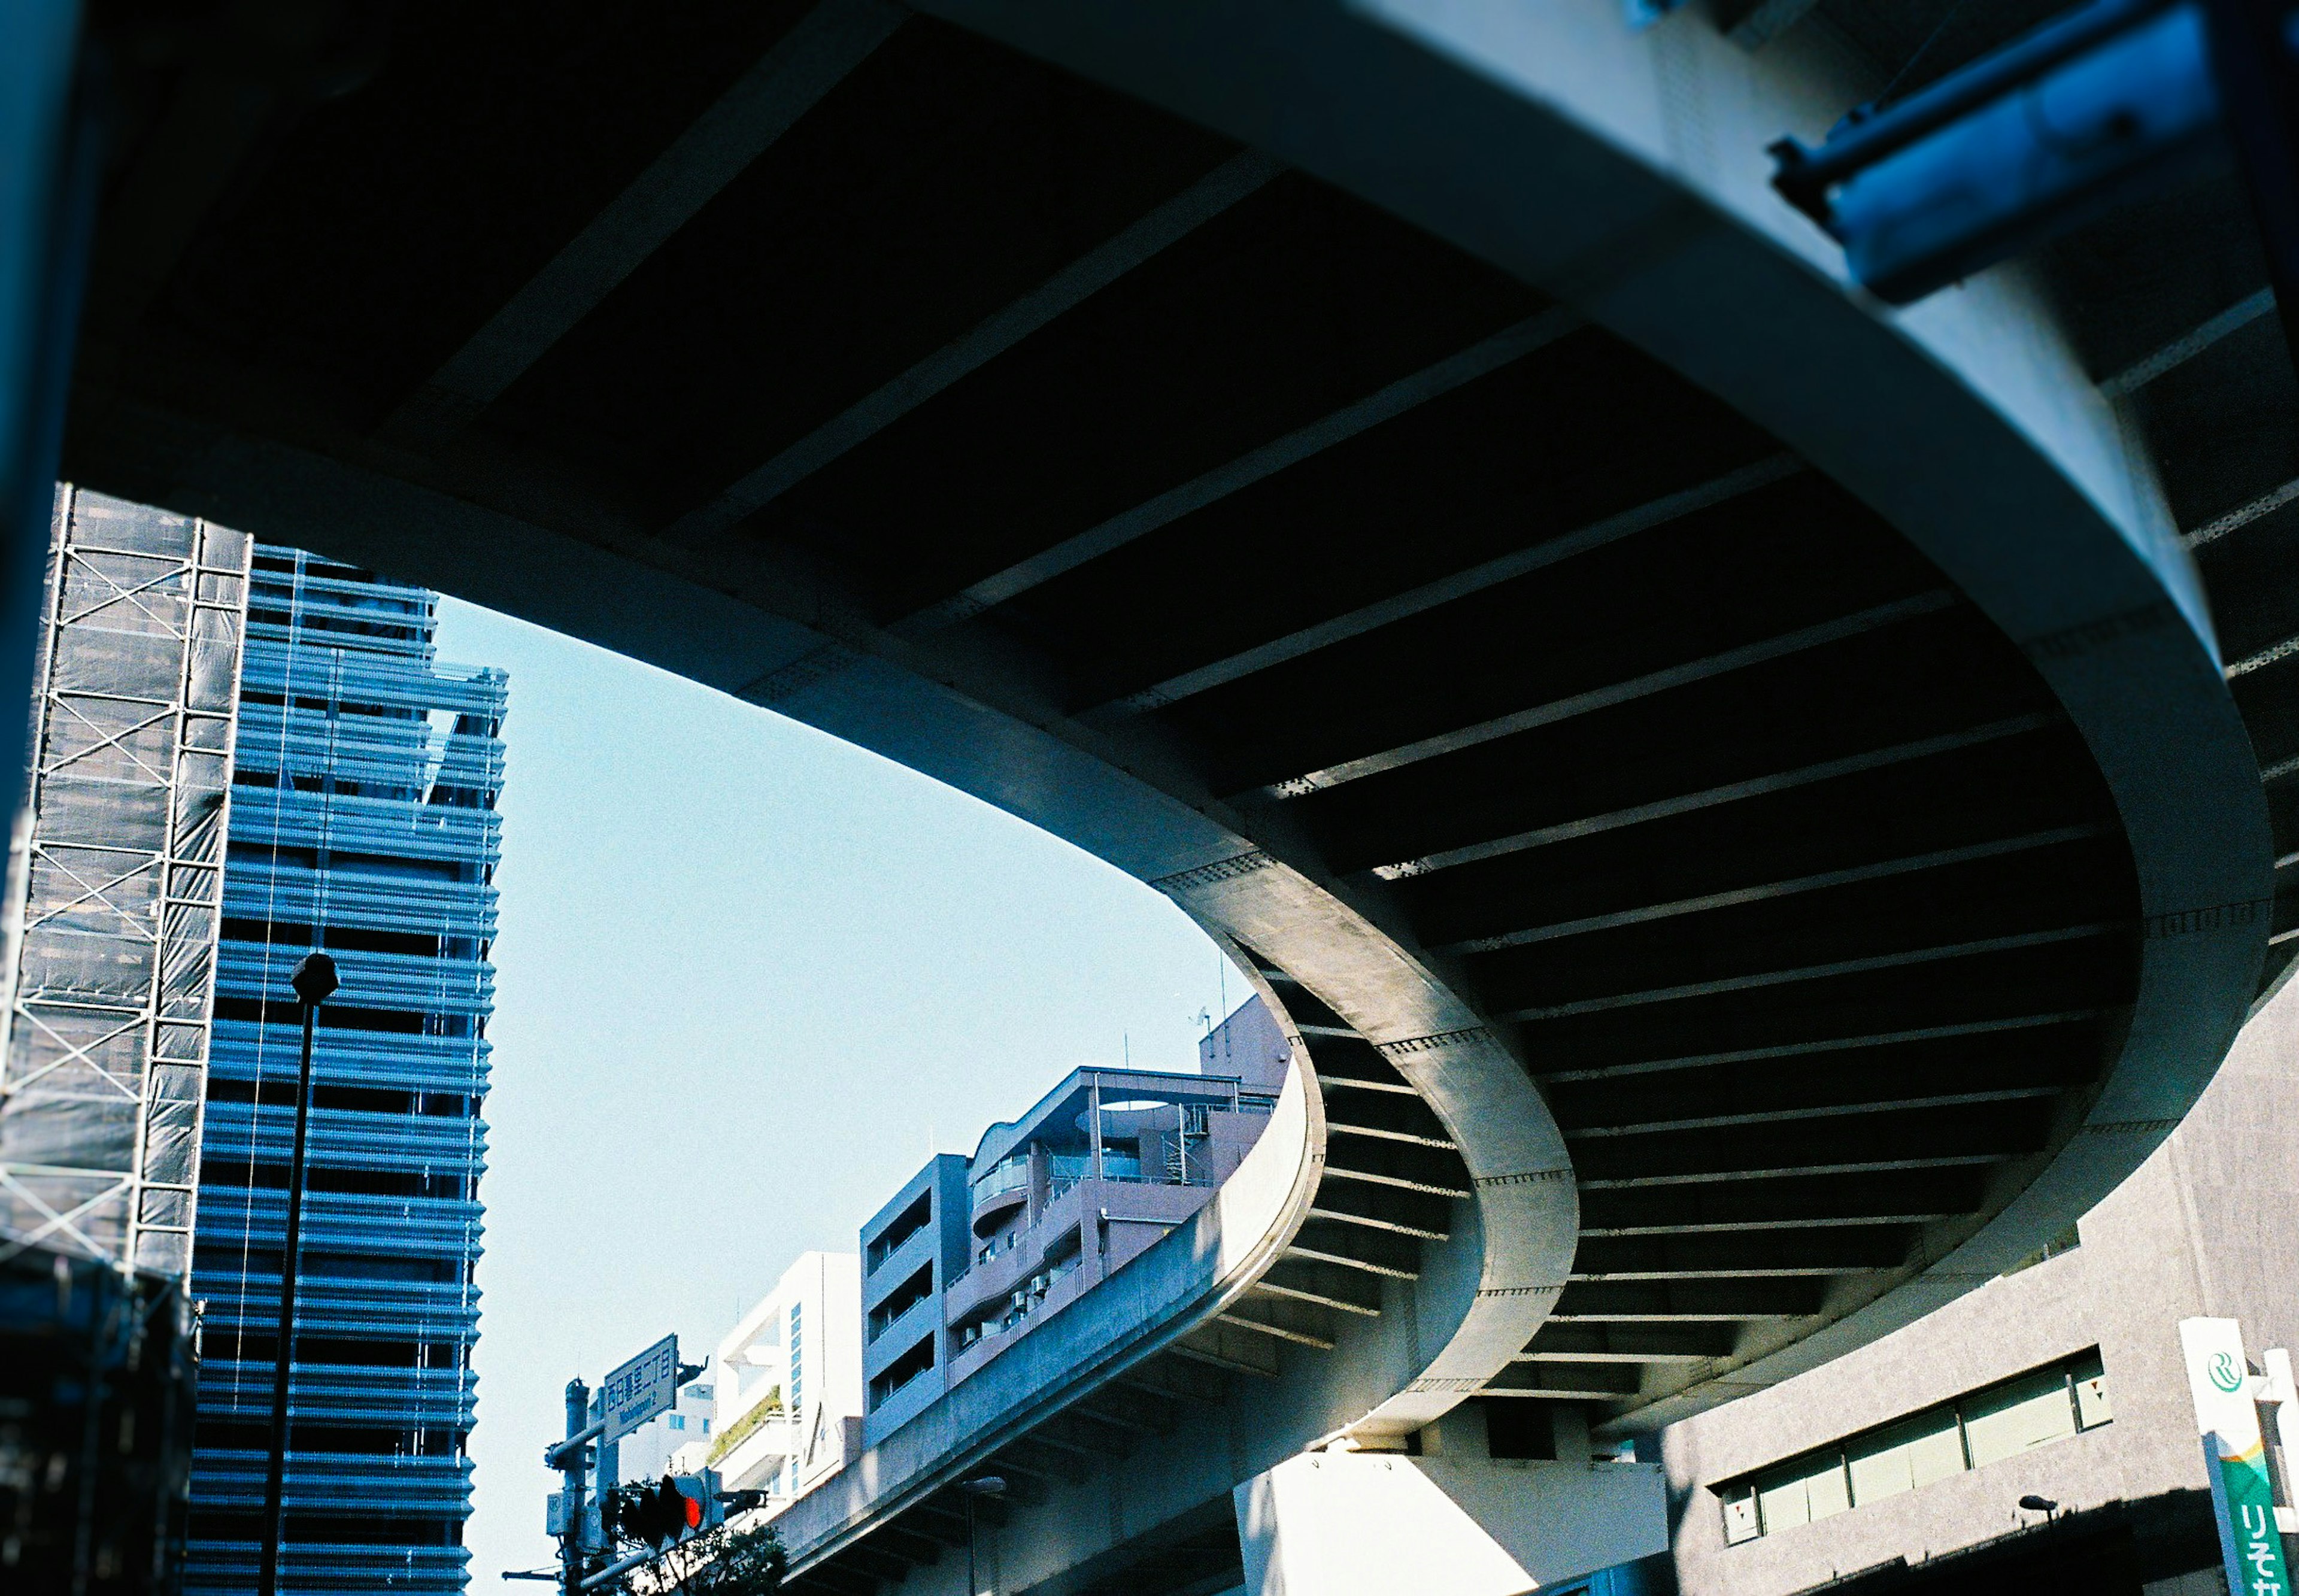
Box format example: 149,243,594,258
859,999,1288,1447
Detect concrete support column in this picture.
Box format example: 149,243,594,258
1233,1448,1665,1596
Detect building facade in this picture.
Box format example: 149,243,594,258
860,999,1287,1448
1652,973,2299,1596
180,548,506,1595
710,1252,864,1508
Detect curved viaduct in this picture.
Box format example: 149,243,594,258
60,0,2299,1589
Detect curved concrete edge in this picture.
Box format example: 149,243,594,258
784,651,1578,1439
146,0,2270,1440
778,990,1327,1572
1362,1029,1575,1437
157,421,1571,1461
917,0,2274,1418
1154,859,1576,1442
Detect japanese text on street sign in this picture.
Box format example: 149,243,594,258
601,1334,679,1445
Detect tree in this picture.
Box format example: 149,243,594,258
597,1513,785,1596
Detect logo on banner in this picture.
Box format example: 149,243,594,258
2181,1319,2294,1596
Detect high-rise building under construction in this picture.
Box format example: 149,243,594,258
181,548,505,1595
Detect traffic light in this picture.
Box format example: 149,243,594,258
673,1471,724,1535
607,1473,724,1549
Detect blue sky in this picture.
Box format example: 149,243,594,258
430,598,1241,1583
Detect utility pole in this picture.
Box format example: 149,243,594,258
255,951,338,1596
557,1377,593,1596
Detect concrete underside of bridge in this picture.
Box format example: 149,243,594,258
60,0,2299,1590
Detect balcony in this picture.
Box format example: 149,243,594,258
709,1406,797,1493
969,1154,1029,1236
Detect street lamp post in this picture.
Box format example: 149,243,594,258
255,951,339,1596
961,1475,1006,1596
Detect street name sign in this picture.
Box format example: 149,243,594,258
601,1334,680,1445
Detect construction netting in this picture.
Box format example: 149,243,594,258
0,486,250,1276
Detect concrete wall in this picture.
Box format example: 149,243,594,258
861,1154,972,1447
712,1251,864,1499
1200,998,1290,1091
1658,975,2299,1596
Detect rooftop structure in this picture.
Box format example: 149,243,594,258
182,548,505,1596
711,1252,864,1510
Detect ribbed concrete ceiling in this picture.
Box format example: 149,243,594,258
65,0,2289,1472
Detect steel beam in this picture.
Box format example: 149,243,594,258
901,307,1582,627
1437,825,2109,953
1501,924,2118,1023
387,0,907,437
1088,453,1800,715
1533,1011,2105,1084
1285,1242,1420,1281
1266,590,1958,799
1216,1311,1334,1351
2186,475,2299,550
1581,1212,1961,1236
1563,1088,2064,1141
1306,1203,1449,1242
668,148,1285,542
1374,714,2056,880
1576,1154,2006,1190
2101,287,2277,398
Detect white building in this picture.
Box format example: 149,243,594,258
709,1252,863,1511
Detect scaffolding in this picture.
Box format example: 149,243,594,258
0,486,250,1278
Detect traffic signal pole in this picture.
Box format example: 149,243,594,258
255,952,338,1596
557,1378,592,1596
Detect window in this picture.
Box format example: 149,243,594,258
973,1155,1029,1202
1845,1407,1963,1506
668,1415,685,1431
868,1191,933,1270
790,1304,803,1418
1718,1351,2110,1545
866,1334,935,1410
869,1263,935,1342
1963,1366,2078,1467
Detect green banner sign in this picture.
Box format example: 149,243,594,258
2182,1319,2295,1596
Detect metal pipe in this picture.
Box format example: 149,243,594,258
1770,0,2175,226
577,1548,652,1591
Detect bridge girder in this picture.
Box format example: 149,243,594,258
58,0,2298,1589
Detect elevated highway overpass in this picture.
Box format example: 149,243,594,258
48,0,2299,1589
